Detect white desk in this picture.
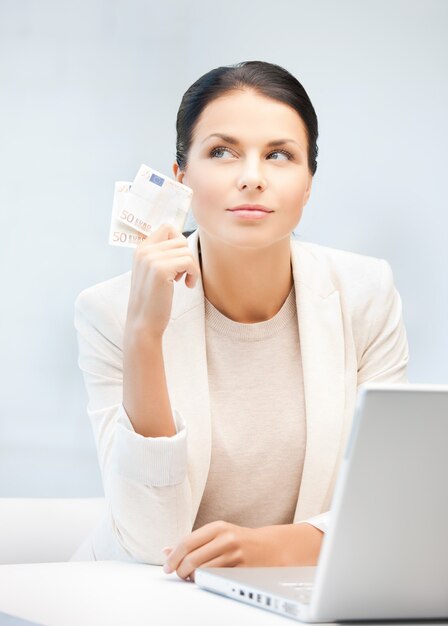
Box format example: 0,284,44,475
0,561,446,626
0,561,298,626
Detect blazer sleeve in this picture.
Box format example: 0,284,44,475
73,286,193,564
302,259,409,535
357,259,409,385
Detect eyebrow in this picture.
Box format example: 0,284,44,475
201,133,303,150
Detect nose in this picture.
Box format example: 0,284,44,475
237,158,267,192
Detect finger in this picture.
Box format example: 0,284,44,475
153,256,200,288
178,550,240,582
132,254,198,290
174,267,199,284
134,247,199,282
165,522,224,573
147,246,194,261
188,553,239,583
175,532,237,580
166,522,224,570
137,235,188,253
134,247,194,268
200,553,241,569
149,223,184,243
185,263,201,288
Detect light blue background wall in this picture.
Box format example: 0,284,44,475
1,0,447,496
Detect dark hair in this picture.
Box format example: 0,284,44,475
176,60,318,176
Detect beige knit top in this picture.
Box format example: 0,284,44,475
193,285,307,531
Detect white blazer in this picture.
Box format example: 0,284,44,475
72,230,409,564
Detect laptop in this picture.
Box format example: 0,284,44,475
195,383,448,622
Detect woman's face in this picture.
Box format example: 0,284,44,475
173,88,313,250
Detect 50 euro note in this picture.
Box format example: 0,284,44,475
108,182,146,248
108,165,193,248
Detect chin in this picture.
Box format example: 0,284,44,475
202,226,292,250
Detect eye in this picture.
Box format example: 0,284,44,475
267,149,293,161
209,146,236,159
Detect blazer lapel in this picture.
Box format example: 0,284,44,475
291,241,346,521
161,230,212,524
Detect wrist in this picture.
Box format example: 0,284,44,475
124,320,163,350
259,523,324,567
285,523,324,566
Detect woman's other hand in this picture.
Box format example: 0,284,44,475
162,521,324,582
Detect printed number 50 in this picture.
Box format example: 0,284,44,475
119,210,134,223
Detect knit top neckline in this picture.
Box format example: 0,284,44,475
204,285,297,341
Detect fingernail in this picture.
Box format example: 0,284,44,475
163,563,172,574
161,546,172,554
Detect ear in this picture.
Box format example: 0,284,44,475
303,172,313,206
172,162,186,184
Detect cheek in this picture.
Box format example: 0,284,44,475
192,186,217,213
292,174,310,200
276,178,308,206
189,170,228,211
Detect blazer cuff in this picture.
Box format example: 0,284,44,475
109,405,188,487
302,511,330,533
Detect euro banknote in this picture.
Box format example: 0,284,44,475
109,165,193,248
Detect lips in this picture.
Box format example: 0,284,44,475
227,205,273,221
228,204,273,212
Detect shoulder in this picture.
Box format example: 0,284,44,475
293,238,390,277
292,239,394,297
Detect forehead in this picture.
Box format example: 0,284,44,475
191,88,308,146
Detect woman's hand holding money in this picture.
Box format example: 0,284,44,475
126,223,201,339
122,224,201,438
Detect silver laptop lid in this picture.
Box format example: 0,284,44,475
311,383,448,621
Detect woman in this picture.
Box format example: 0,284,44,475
72,61,409,581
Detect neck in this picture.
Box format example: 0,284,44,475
198,230,293,323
